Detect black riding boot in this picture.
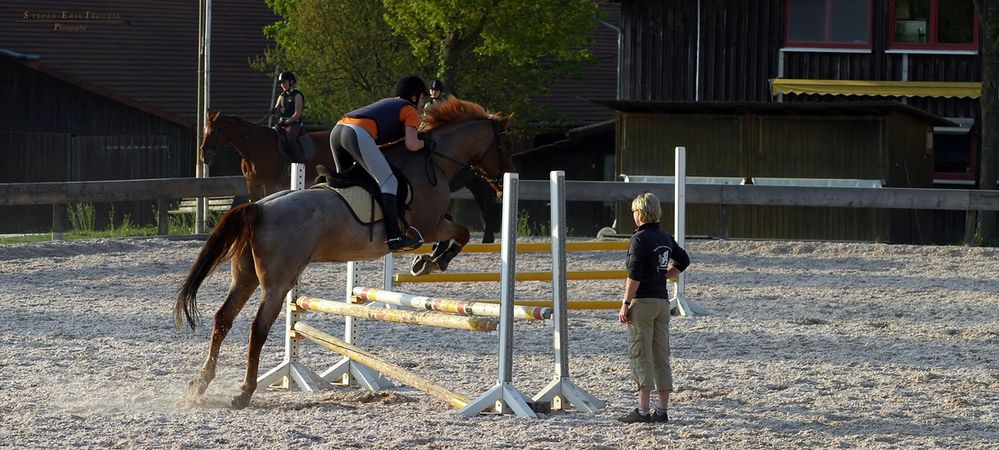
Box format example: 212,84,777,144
382,193,422,251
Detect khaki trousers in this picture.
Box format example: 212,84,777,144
627,297,673,392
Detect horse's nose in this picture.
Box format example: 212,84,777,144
198,146,214,165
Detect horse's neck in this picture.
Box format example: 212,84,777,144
432,121,491,181
225,121,275,161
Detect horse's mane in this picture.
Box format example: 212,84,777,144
420,98,505,132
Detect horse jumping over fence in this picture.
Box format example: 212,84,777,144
200,111,501,242
176,99,513,409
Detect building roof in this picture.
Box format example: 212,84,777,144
3,49,195,127
2,0,276,123
591,100,956,127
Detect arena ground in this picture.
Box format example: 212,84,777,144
0,237,996,449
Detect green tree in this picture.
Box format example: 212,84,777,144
261,0,597,131
973,0,998,244
261,0,419,124
383,0,596,128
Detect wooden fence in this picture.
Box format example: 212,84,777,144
0,176,245,236
2,177,998,237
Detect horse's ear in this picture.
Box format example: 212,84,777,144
501,112,514,128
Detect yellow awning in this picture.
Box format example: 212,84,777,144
770,78,981,99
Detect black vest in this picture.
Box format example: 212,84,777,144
278,89,304,121
345,98,413,144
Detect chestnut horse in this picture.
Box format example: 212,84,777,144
200,111,335,201
176,99,513,409
201,111,501,242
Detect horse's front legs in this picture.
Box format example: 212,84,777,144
428,216,471,273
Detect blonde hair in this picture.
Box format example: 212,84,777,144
631,192,662,224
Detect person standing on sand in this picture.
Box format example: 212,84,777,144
617,192,690,424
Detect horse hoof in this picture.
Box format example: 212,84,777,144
411,254,433,276
231,394,251,409
431,259,446,272
188,378,209,398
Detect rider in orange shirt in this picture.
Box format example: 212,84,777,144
330,75,428,251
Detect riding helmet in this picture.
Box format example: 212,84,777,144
429,79,444,91
395,75,428,100
278,71,297,83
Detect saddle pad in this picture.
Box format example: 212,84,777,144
312,184,413,225
335,186,384,224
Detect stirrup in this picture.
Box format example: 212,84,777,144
387,236,422,252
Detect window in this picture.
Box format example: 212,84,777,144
891,0,978,50
933,119,976,185
786,0,872,48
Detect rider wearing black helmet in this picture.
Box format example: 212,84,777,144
329,75,429,251
272,71,305,151
425,78,450,108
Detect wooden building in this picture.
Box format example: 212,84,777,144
0,0,276,232
0,52,196,232
609,0,984,242
605,101,948,243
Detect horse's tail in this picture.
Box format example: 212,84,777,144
175,203,260,331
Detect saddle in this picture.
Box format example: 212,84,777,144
312,164,414,242
274,127,316,163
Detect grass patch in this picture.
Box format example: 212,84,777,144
0,205,228,246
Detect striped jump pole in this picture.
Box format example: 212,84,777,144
459,172,537,418
294,323,472,409
297,296,498,332
532,170,604,412
352,287,551,321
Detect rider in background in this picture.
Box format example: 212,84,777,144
330,75,428,251
425,79,450,108
272,72,305,148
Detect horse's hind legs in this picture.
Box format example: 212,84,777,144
188,249,258,400
232,276,297,409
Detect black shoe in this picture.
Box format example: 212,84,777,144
650,409,669,423
616,408,651,424
381,193,423,251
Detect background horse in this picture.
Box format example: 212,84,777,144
201,111,501,242
200,111,335,201
176,99,513,409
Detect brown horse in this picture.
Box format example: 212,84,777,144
200,111,335,201
176,99,513,409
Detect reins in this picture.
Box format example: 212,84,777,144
423,119,505,188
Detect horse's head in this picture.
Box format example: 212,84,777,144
421,99,516,194
200,110,230,165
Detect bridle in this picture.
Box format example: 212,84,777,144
424,119,506,192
